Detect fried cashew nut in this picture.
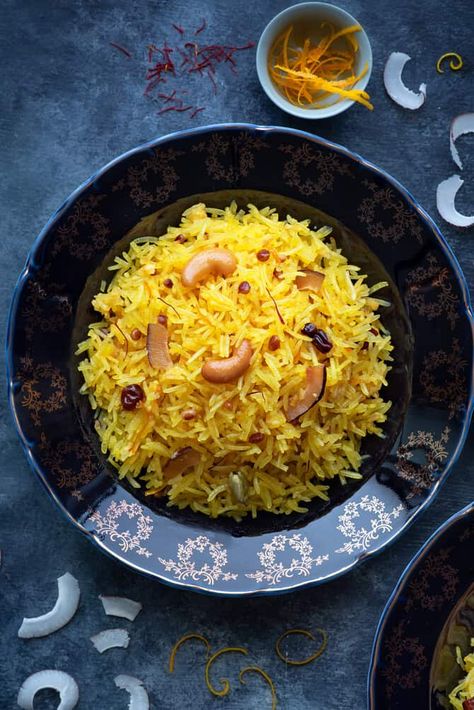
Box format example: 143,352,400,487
181,248,237,287
201,340,253,383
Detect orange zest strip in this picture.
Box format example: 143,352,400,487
436,52,463,73
240,666,277,710
169,633,211,673
275,628,328,666
204,647,249,697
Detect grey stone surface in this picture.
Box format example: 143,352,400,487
1,0,473,708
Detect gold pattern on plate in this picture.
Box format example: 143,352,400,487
192,133,268,182
420,339,468,419
19,356,67,426
396,427,450,498
21,267,72,341
404,547,459,613
279,142,352,196
357,179,424,244
52,194,110,260
125,147,183,208
381,620,428,699
405,252,460,329
38,433,98,490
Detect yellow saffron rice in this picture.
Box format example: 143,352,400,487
449,640,474,710
76,202,393,519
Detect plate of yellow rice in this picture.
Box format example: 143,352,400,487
369,503,474,709
8,124,473,594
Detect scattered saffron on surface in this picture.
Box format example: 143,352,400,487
195,19,207,35
157,104,193,114
157,89,177,103
111,22,254,119
110,42,132,58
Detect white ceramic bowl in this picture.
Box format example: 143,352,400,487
256,2,373,119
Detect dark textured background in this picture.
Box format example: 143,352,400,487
1,0,473,708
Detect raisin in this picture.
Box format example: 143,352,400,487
301,323,317,338
121,384,145,411
238,281,251,294
312,329,333,354
182,408,197,420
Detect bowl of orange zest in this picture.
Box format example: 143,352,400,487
256,2,373,119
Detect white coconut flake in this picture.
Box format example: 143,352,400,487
90,628,130,653
437,175,474,227
18,572,80,639
450,113,474,170
384,52,426,109
115,675,150,710
17,670,79,710
99,595,142,621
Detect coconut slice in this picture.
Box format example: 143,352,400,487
147,322,172,369
286,365,327,422
295,270,325,293
90,628,130,653
18,572,80,639
17,670,79,710
99,595,142,621
115,675,150,710
450,113,474,170
383,52,426,109
436,175,474,227
163,447,200,479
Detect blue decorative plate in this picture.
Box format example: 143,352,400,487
6,124,474,595
368,502,474,709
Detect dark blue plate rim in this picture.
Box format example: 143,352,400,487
6,122,474,595
367,500,474,707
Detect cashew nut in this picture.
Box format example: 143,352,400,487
201,339,253,383
181,248,237,288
